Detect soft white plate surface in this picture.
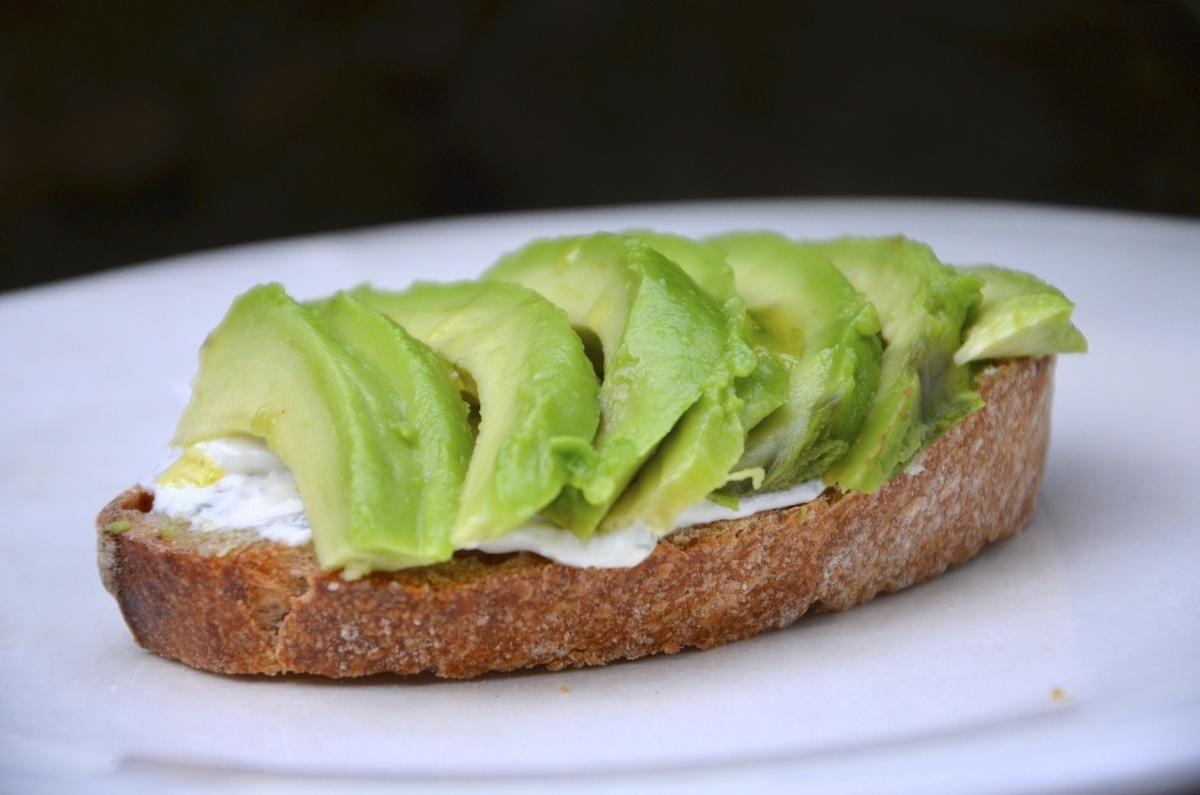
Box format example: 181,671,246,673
1,199,1198,794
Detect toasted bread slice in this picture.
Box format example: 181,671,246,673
97,357,1053,679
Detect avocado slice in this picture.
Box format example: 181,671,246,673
312,292,474,558
707,232,883,492
954,265,1087,364
599,383,747,531
351,280,601,544
173,284,469,575
487,233,757,535
626,230,789,431
815,236,984,493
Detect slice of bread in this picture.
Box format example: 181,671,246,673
97,357,1053,679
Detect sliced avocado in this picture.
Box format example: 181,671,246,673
173,284,467,575
707,232,883,492
815,236,984,493
312,293,474,562
625,229,739,301
954,265,1087,364
487,233,756,535
599,386,745,531
351,280,600,545
627,230,789,431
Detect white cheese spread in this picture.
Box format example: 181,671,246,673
148,438,311,546
150,437,827,569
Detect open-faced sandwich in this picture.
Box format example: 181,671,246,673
97,231,1086,678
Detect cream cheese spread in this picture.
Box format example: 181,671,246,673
149,438,311,546
150,437,827,568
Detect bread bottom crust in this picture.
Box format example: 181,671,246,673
97,358,1054,678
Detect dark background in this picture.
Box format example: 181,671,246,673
3,1,1198,293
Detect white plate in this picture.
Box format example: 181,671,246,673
2,199,1198,795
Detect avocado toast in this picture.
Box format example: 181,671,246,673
97,232,1085,678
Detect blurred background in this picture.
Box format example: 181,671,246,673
2,0,1198,293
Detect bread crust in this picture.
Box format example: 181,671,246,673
97,357,1054,678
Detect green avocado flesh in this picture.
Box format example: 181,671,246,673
627,230,789,432
174,284,471,575
954,265,1088,364
351,280,600,544
487,233,756,535
311,293,474,563
708,232,883,492
815,236,985,493
171,231,1085,575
